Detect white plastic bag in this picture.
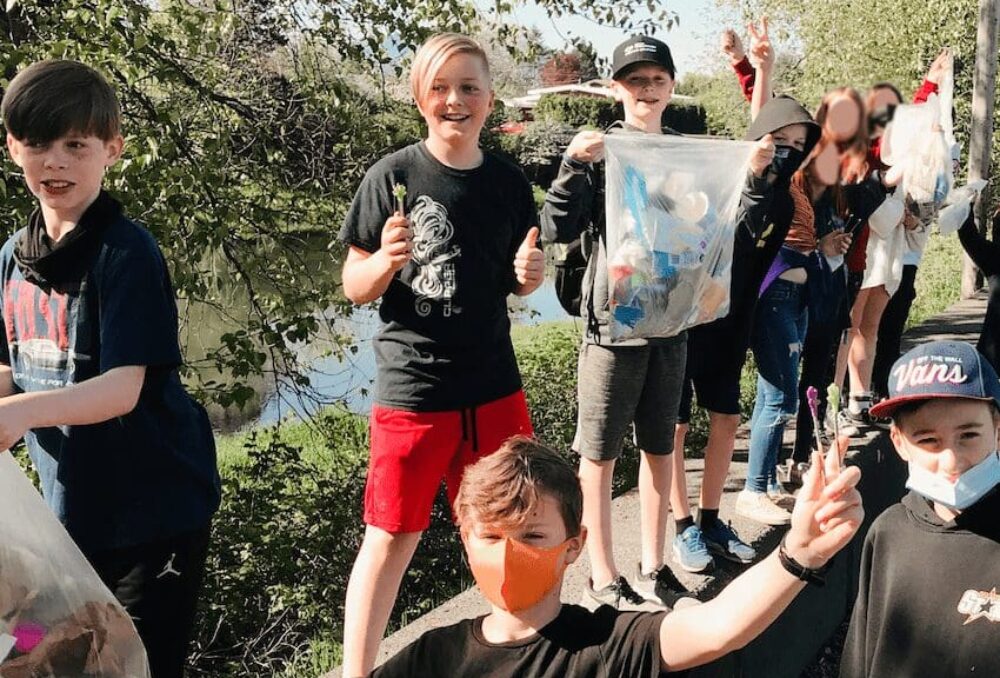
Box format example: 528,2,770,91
603,134,754,340
0,453,150,678
881,94,953,206
938,179,990,235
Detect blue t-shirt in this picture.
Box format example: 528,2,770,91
0,211,221,553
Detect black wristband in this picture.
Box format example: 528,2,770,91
778,536,831,587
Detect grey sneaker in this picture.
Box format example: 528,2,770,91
672,525,714,573
701,519,756,564
585,576,663,611
633,564,701,610
778,458,811,487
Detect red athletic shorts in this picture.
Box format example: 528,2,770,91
365,390,534,533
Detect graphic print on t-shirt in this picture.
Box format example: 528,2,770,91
3,279,84,387
410,195,461,318
958,587,1000,625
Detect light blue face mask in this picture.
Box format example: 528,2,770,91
906,450,1000,511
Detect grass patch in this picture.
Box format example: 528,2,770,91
909,231,964,328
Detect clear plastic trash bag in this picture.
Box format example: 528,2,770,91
603,133,754,341
0,453,150,678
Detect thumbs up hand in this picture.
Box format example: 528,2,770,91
514,226,545,295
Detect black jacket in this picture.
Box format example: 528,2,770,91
958,214,1000,371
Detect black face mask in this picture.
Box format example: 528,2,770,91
768,145,806,183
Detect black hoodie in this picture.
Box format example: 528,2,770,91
700,95,820,342
841,487,1000,677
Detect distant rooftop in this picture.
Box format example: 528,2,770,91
503,79,697,109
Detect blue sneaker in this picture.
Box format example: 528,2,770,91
702,518,756,564
672,525,714,573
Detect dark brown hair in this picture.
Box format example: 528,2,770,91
454,436,583,536
2,60,121,143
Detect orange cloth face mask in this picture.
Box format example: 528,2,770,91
466,537,572,612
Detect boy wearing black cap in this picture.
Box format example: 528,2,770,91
541,36,778,608
841,340,1000,677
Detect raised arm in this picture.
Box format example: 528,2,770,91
659,447,863,671
721,30,755,102
540,131,603,244
959,208,1000,278
747,18,774,120
915,48,951,103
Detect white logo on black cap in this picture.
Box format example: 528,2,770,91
624,43,658,56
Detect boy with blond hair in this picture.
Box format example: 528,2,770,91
339,33,544,676
370,436,863,676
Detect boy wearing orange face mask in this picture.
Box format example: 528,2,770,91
367,437,863,677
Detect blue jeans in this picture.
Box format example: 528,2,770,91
746,279,808,493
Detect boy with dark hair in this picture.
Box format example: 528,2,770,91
369,435,863,677
841,340,1000,677
542,35,779,607
0,59,221,677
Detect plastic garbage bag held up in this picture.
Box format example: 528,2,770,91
604,133,755,340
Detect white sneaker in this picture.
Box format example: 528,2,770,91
735,489,792,526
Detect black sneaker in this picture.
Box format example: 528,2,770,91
633,564,701,610
585,576,661,611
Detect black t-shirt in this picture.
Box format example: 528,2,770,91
339,142,535,411
371,604,669,678
0,213,221,554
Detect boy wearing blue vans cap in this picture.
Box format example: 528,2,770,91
841,340,1000,677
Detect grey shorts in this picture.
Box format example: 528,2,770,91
573,336,687,461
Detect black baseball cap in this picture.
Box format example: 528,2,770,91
612,36,676,80
870,341,1000,419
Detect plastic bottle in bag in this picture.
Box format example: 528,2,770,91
604,133,754,340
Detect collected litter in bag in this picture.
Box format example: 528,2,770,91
604,133,754,340
0,453,150,678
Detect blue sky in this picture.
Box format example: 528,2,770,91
510,0,742,77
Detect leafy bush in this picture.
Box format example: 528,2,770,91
534,93,620,129
191,410,369,676
496,119,576,188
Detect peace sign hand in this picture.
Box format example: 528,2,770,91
747,17,774,73
784,446,864,569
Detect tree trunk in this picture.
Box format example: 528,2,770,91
963,0,1000,299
